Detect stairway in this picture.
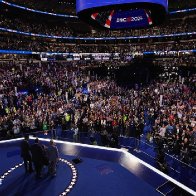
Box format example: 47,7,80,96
156,181,176,195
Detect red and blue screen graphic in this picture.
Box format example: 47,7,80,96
91,9,152,29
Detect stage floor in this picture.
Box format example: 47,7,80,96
0,138,194,196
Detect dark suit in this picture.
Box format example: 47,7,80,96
47,145,59,175
21,140,33,172
31,143,44,177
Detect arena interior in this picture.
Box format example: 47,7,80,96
0,0,195,196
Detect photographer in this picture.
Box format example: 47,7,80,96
154,135,168,173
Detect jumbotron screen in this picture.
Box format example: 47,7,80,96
91,9,152,29
76,0,168,13
76,0,168,29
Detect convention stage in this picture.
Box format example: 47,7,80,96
0,138,195,196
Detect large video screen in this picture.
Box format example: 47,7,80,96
76,0,168,13
91,9,152,29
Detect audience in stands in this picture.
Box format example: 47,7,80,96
0,34,195,54
0,61,195,164
5,0,76,14
0,0,195,167
0,13,195,38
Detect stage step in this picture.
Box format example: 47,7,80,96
156,181,176,195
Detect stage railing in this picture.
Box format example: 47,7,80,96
119,136,196,191
51,129,196,191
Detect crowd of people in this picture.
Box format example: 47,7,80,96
0,32,195,54
0,61,195,163
0,0,195,171
154,56,196,68
168,0,196,10
0,12,195,38
5,0,76,14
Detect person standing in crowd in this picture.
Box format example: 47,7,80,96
134,121,141,152
50,120,56,139
47,139,59,177
31,138,44,178
20,135,33,173
73,125,79,142
42,120,48,135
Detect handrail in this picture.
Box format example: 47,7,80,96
165,152,196,171
121,136,196,170
128,135,196,171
